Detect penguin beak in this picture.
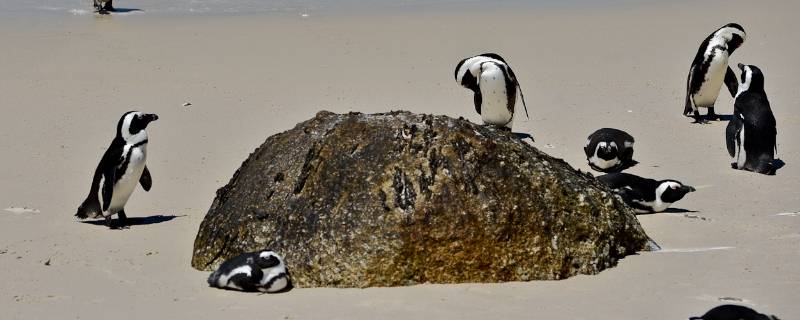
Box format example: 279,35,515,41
682,186,696,193
738,63,745,71
145,114,159,123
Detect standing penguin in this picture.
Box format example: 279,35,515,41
684,23,746,123
208,250,293,293
726,64,778,175
597,173,696,214
584,128,635,172
690,304,780,320
454,53,529,131
93,0,114,14
76,111,159,229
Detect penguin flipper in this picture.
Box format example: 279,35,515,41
139,166,152,191
725,119,741,158
473,92,482,115
101,165,116,212
724,66,739,97
506,67,529,119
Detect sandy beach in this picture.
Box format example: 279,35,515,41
1,0,799,318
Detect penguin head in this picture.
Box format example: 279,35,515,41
718,23,746,53
737,63,765,94
656,180,695,204
117,111,159,143
256,250,284,269
596,142,619,161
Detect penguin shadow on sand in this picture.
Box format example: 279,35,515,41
80,214,184,228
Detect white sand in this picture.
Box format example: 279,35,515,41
1,1,799,318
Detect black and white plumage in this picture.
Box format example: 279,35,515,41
454,53,529,130
684,23,746,123
597,173,695,214
726,64,778,175
584,128,635,172
75,111,159,229
689,304,780,320
93,0,114,14
208,250,292,293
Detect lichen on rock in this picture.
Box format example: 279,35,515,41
191,110,651,287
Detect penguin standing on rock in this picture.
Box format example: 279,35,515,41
597,173,695,214
584,128,635,172
727,64,778,175
684,23,746,123
208,250,292,293
454,53,529,131
76,111,158,229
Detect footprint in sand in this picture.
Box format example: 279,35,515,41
4,207,41,214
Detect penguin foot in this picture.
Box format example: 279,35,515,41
706,114,720,121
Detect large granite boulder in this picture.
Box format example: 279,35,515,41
192,111,651,287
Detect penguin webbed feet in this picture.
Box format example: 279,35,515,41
706,107,720,121
691,111,710,124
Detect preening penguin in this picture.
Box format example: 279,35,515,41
454,53,529,131
684,23,746,123
75,111,159,229
208,250,293,293
689,304,780,320
584,128,635,172
597,173,695,214
726,64,778,175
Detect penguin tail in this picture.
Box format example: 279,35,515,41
75,194,102,219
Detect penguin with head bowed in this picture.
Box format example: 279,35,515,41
208,250,293,293
93,0,114,14
75,111,159,229
454,53,529,131
684,23,746,123
727,63,778,175
584,128,635,172
689,304,780,320
597,173,695,214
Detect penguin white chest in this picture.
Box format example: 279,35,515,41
108,144,147,213
478,65,514,127
694,49,729,107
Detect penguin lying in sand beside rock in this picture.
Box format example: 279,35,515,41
684,23,746,123
208,250,292,293
455,53,529,131
690,304,780,320
726,63,778,175
76,111,158,229
584,128,635,173
597,173,695,214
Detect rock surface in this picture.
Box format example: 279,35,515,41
191,111,651,287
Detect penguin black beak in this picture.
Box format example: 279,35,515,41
738,63,745,71
682,186,696,193
145,114,159,123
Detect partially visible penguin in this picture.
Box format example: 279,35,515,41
93,0,114,14
690,304,780,320
726,63,778,175
454,53,529,131
75,111,159,229
597,173,695,214
684,23,746,123
208,250,292,293
584,128,635,172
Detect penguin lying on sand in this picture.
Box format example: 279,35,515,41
584,128,635,172
684,23,746,123
76,111,158,229
597,173,695,214
726,63,778,175
689,304,780,320
208,250,292,293
454,53,529,131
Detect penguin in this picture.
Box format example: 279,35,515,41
684,23,746,123
93,0,113,14
454,53,529,131
75,111,159,229
584,128,635,172
689,304,780,320
208,250,293,293
597,173,695,214
726,63,778,175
